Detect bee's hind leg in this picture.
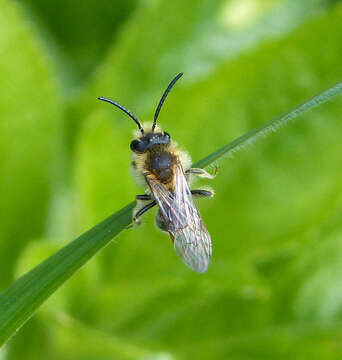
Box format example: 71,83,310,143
191,189,214,198
186,166,218,180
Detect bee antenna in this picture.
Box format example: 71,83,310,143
98,97,144,135
152,72,183,132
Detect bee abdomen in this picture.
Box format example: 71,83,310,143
155,209,169,232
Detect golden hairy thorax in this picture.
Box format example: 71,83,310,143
146,146,176,183
131,125,191,192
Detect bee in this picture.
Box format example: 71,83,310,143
98,73,215,273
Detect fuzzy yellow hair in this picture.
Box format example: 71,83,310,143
131,122,191,188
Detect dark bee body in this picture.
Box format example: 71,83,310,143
138,138,178,233
131,148,175,184
98,73,215,272
130,129,179,191
148,150,174,183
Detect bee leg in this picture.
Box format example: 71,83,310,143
133,200,157,222
136,194,152,201
186,167,218,180
191,189,214,198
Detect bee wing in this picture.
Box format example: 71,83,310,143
146,161,212,273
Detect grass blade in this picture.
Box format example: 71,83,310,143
194,81,342,169
1,81,342,346
0,202,134,345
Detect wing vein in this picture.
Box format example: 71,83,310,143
146,160,212,273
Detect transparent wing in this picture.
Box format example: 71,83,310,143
146,161,212,273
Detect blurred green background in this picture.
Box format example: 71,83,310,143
1,0,342,358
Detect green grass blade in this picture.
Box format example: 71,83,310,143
1,81,342,346
194,81,342,169
0,202,134,345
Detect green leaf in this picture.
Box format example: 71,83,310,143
0,202,133,346
41,312,167,360
20,0,138,88
0,0,62,287
193,81,342,169
1,79,341,346
89,0,332,105
181,322,342,360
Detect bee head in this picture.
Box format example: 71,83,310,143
130,131,170,153
98,72,183,151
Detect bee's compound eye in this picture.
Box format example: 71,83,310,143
130,139,140,151
163,132,171,143
130,139,145,152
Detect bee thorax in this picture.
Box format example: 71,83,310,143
150,152,172,170
149,152,174,183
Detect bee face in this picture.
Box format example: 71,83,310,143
130,131,171,153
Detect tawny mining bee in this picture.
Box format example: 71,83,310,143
98,73,215,273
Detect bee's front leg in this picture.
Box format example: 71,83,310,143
186,166,218,180
136,194,152,201
133,200,157,223
127,196,155,229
